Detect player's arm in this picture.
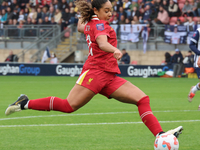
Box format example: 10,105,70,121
77,17,85,33
96,35,122,60
189,31,200,55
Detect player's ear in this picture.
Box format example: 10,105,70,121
93,7,99,16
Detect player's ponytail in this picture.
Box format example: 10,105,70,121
75,0,109,23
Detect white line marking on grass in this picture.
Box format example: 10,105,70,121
0,120,200,128
0,110,198,121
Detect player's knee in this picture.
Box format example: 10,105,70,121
136,96,150,106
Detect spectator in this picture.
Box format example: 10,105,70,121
24,7,29,21
48,6,55,21
132,15,139,24
18,0,29,10
182,0,193,17
119,14,126,24
50,52,58,64
41,7,49,21
43,16,50,24
110,10,119,22
1,1,7,11
60,0,69,12
149,7,158,26
171,26,180,44
69,7,77,24
113,0,120,12
36,7,42,21
5,51,18,62
153,5,170,25
164,52,172,65
183,50,194,67
139,8,145,23
131,6,140,18
184,17,195,31
171,49,184,77
53,0,61,11
112,16,118,24
123,0,131,11
190,0,198,17
54,8,62,23
6,7,13,23
120,48,130,64
10,0,18,11
125,18,130,24
1,9,7,25
118,7,127,21
50,17,56,24
18,10,25,22
142,5,151,24
28,7,37,20
42,0,50,11
162,0,169,12
168,0,179,17
61,7,70,31
12,8,19,20
129,1,139,11
154,0,162,13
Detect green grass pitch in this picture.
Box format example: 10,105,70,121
0,76,200,150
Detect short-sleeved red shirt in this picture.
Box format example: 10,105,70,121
82,16,121,74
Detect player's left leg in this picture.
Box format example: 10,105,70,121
109,80,183,137
109,81,163,137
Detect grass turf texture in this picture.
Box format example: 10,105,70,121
0,76,200,150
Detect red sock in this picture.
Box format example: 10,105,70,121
137,96,163,136
28,97,74,113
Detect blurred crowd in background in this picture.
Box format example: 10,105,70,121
0,0,200,31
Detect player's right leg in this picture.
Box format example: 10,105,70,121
5,84,95,116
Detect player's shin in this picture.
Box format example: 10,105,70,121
28,97,74,113
136,96,163,136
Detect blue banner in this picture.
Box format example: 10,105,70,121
0,63,172,77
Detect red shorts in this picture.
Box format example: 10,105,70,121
76,69,127,98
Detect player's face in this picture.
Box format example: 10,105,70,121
94,1,112,22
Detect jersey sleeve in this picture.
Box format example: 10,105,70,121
190,30,199,44
93,21,111,40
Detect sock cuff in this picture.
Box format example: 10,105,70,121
136,96,149,106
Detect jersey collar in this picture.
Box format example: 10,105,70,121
91,15,99,20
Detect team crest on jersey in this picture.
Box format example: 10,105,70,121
96,23,104,31
87,78,93,85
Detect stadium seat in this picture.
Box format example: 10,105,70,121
170,17,178,25
178,16,185,23
193,17,199,22
178,3,185,11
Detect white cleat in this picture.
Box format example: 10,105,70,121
166,126,183,138
5,104,21,116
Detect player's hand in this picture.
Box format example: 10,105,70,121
113,49,122,60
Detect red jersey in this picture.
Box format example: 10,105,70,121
83,16,121,74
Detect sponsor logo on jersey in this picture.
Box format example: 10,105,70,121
96,23,104,31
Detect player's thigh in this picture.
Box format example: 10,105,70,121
110,81,146,105
67,84,96,111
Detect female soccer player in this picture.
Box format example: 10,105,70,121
5,0,183,138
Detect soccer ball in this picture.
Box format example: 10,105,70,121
154,133,179,150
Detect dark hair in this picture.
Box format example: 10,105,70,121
75,0,108,23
